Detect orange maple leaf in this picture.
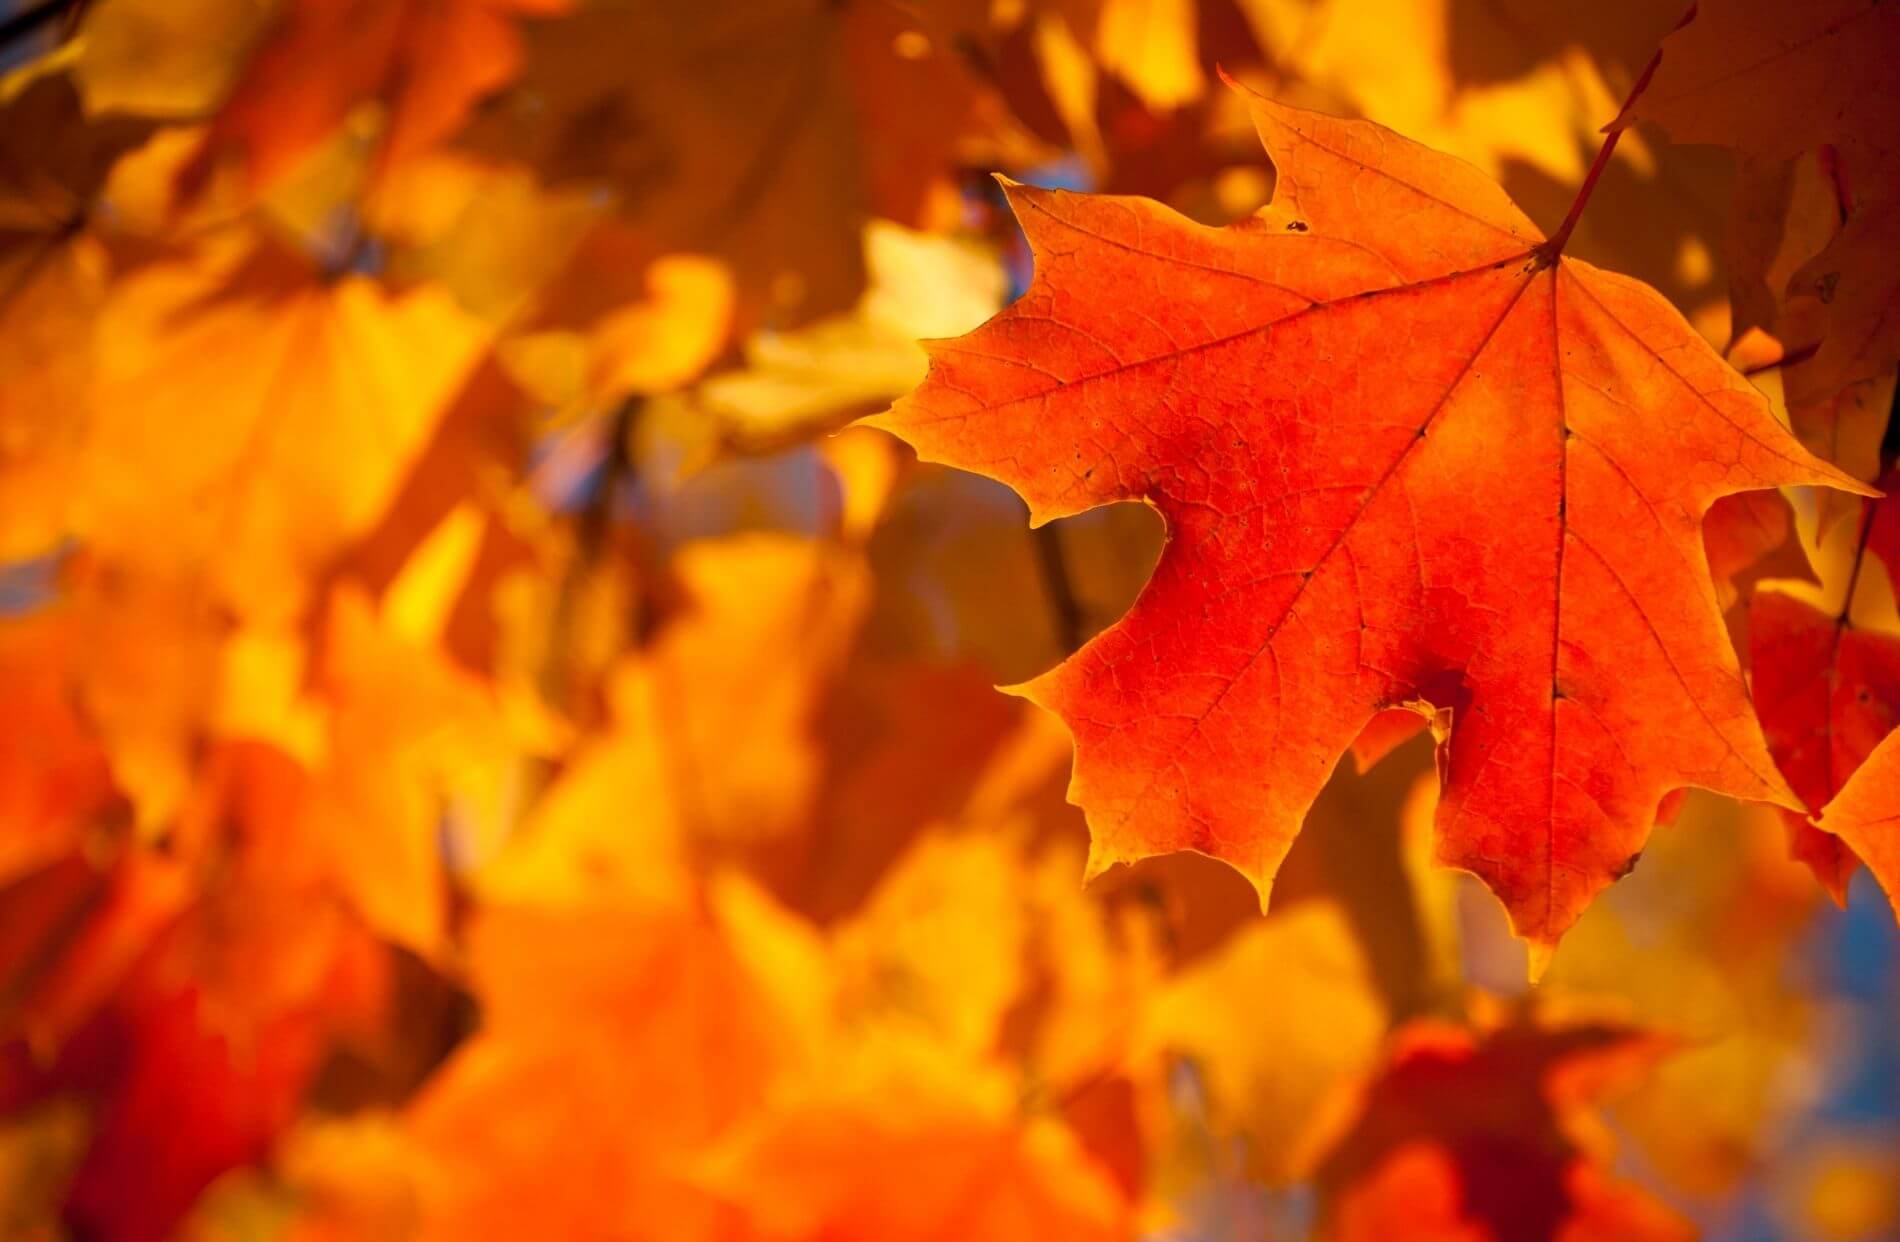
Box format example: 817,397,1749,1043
0,72,148,560
0,742,398,1242
78,239,487,624
1817,725,1900,923
1702,488,1815,617
177,0,572,198
869,82,1871,955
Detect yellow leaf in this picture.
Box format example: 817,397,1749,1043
80,241,488,623
1138,901,1387,1181
74,0,282,117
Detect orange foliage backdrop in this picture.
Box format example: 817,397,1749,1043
0,1,1897,1240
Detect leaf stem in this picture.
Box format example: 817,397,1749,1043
1033,523,1084,655
1834,499,1877,637
1541,3,1696,259
1740,341,1820,379
541,398,643,714
1817,500,1880,820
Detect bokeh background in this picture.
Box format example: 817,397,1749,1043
0,0,1896,1239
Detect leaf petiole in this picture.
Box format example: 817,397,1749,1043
1540,3,1698,260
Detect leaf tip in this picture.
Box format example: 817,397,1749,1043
1803,820,1857,908
992,173,1034,212
995,678,1036,703
1845,475,1886,500
1239,864,1274,916
1082,835,1124,888
993,174,1051,230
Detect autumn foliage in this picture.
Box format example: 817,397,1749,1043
0,0,1897,1239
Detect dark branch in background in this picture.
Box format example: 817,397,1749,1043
1739,341,1820,379
540,398,644,713
577,398,640,569
1813,497,1882,829
1882,370,1900,471
0,0,83,50
1834,499,1878,639
1033,524,1084,655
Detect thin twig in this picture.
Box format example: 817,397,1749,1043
541,398,643,711
1032,523,1084,654
1739,340,1821,379
1813,501,1882,838
1832,499,1878,640
1540,3,1696,259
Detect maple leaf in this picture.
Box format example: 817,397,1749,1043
0,740,406,1241
697,1082,1131,1242
1791,371,1898,519
175,0,573,199
869,82,1870,954
362,160,739,415
1310,1015,1692,1242
59,564,225,831
293,584,518,956
391,866,1135,1241
459,0,868,329
1136,901,1387,1181
700,842,1137,1242
1726,153,1841,344
0,616,120,886
1238,0,1736,328
1627,0,1900,403
72,0,280,119
455,0,1042,332
1702,488,1814,619
1499,767,1826,1191
0,852,185,1059
0,557,227,840
691,221,1008,449
1802,481,1900,920
468,525,1026,921
629,534,870,853
495,239,733,417
53,746,402,1241
0,70,148,560
7,0,1900,1228
77,237,487,624
391,899,819,1238
1749,475,1900,902
1728,331,1895,536
840,1,1054,229
989,0,1205,172
1816,723,1900,922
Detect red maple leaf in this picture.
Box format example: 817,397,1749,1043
869,81,1870,957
